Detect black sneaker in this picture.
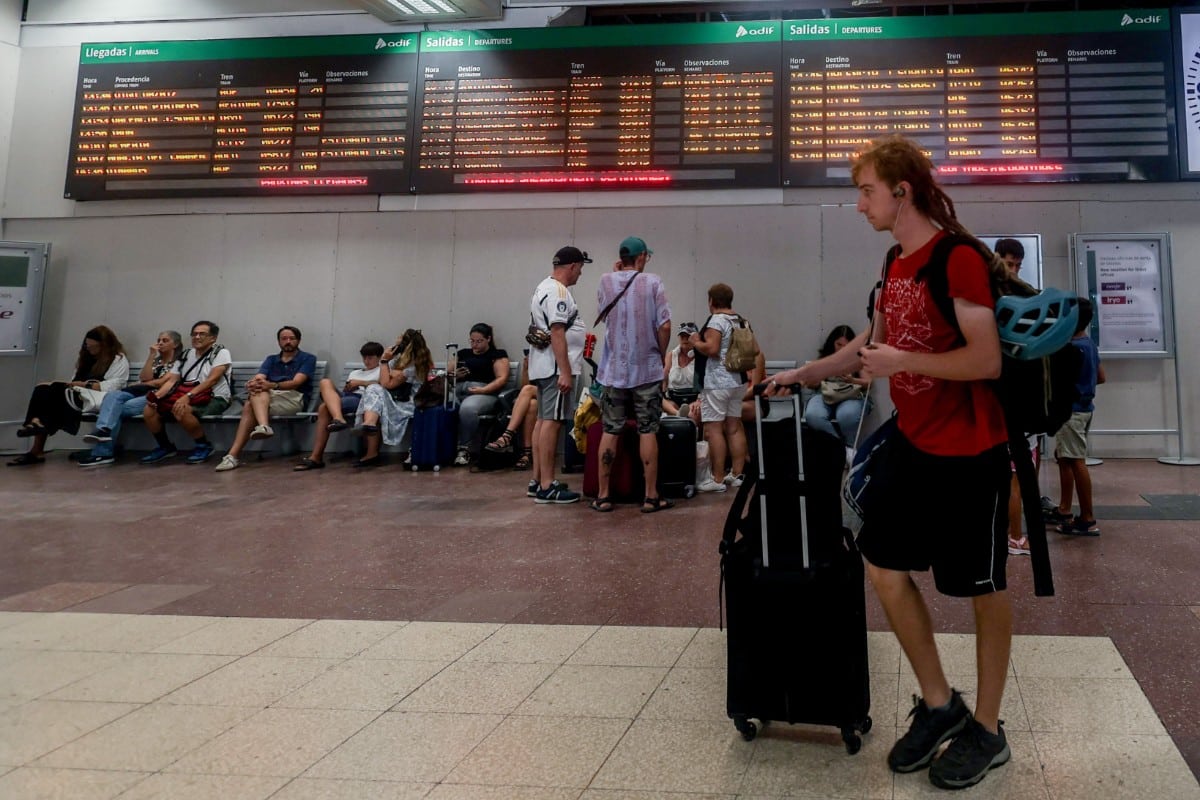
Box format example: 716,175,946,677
77,453,115,467
527,479,568,498
82,428,112,444
929,718,1010,790
888,690,971,773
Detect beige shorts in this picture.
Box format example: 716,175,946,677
700,385,745,423
1055,411,1092,460
268,389,304,415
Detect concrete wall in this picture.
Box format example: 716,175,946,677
3,12,1198,459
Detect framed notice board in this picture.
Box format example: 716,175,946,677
1072,232,1174,358
0,242,50,356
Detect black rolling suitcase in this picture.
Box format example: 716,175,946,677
657,416,697,499
720,390,872,753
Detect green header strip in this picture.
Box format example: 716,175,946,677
420,21,780,52
78,10,1168,65
784,9,1169,41
78,34,418,64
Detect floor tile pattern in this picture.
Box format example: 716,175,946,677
2,455,1199,795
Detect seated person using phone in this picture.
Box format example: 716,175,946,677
452,322,510,466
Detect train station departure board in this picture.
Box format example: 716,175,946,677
63,11,1181,199
783,10,1177,185
64,35,419,200
411,23,780,192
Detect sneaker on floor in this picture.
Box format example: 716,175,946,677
249,424,274,440
723,473,744,488
185,443,215,464
1040,495,1057,513
697,478,727,493
889,690,971,773
928,718,1010,790
78,453,115,467
214,454,240,472
1043,508,1072,526
534,484,581,504
82,428,112,445
1058,517,1100,536
453,449,471,466
1007,536,1031,556
528,479,568,498
140,446,177,465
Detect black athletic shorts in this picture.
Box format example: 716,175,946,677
857,429,1010,598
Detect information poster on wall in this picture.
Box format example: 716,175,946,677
1076,234,1173,357
0,243,50,356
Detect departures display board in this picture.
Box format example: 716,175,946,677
64,10,1180,199
784,10,1177,185
411,23,780,192
64,34,419,200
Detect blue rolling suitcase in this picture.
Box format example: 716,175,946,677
410,348,459,471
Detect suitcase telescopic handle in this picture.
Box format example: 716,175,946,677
752,385,809,570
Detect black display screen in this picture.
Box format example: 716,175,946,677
783,10,1177,184
62,11,1179,199
64,35,419,200
412,23,780,192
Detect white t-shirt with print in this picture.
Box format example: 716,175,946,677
528,275,585,380
171,346,233,400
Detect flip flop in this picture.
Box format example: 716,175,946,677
641,496,675,514
7,453,45,466
589,497,615,512
15,423,46,438
293,457,325,471
326,420,349,433
352,455,383,468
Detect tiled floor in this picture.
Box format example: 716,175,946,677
0,614,1197,799
2,453,1199,798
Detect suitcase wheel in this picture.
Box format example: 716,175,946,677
841,716,872,755
733,715,757,742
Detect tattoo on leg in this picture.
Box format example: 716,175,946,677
601,449,615,466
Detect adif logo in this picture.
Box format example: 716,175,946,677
375,38,387,49
1121,13,1161,26
375,37,411,49
735,24,773,38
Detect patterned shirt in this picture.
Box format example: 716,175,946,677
595,270,672,389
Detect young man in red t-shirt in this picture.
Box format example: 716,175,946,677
770,136,1012,790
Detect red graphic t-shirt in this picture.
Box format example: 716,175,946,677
878,232,1007,457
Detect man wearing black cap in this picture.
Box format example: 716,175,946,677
527,246,591,504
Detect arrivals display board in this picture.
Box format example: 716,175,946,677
783,10,1177,185
411,23,780,192
64,35,419,200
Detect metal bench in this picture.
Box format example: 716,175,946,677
226,361,327,456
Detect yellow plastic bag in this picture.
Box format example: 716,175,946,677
573,392,601,454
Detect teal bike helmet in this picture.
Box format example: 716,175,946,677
995,289,1080,361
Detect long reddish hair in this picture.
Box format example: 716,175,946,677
74,325,125,380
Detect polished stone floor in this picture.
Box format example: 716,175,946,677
1,452,1198,799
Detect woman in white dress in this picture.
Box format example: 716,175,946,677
354,329,433,467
